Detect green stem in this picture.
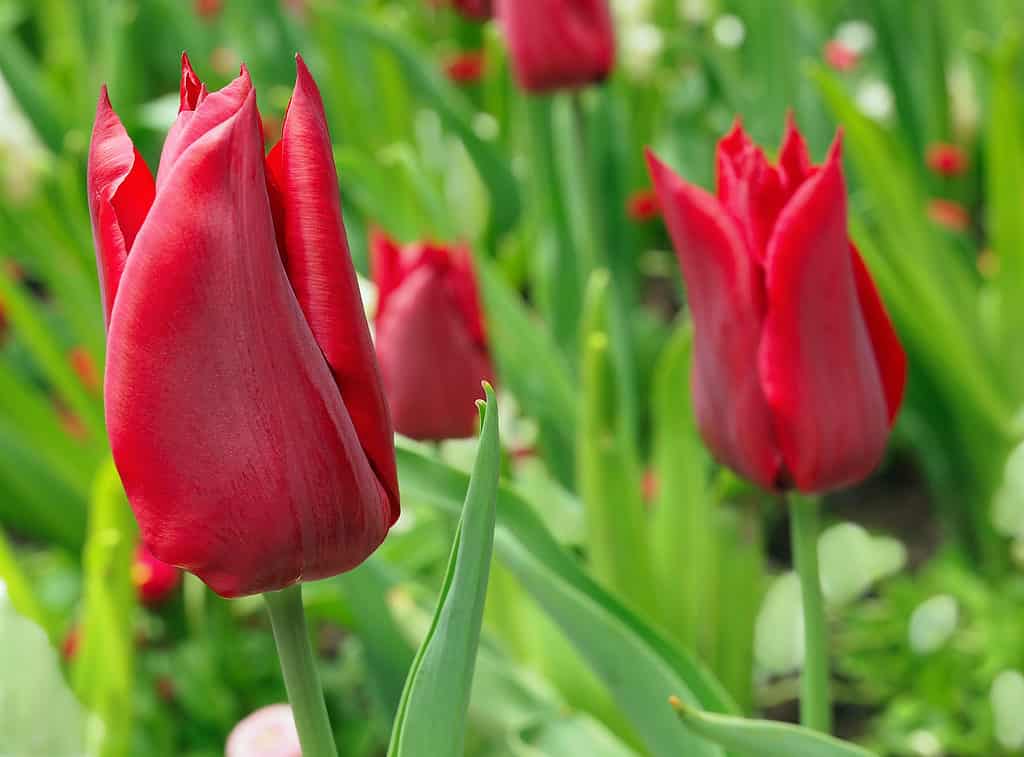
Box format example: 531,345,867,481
264,584,337,757
789,494,831,733
526,95,581,362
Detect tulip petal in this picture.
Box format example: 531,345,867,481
156,62,250,190
777,112,814,192
851,244,906,424
106,78,392,597
87,87,155,325
370,228,404,320
375,261,494,440
716,121,787,260
759,142,890,492
646,149,781,489
265,55,400,522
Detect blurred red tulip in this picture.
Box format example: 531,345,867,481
62,626,80,661
641,468,660,503
927,198,970,232
132,545,181,605
925,142,968,177
627,188,661,222
227,704,301,757
498,0,615,92
87,54,399,597
824,40,859,72
68,347,100,394
430,0,493,20
194,0,222,20
646,117,906,493
444,51,486,85
372,231,495,441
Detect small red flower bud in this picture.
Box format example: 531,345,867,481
925,142,968,177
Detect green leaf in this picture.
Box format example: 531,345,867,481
0,601,85,756
578,271,656,618
72,458,138,757
395,446,737,757
988,34,1024,389
669,698,878,757
0,527,54,638
649,320,714,652
389,384,500,757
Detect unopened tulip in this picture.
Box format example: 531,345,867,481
646,117,906,493
132,545,181,605
925,142,968,177
88,54,400,597
444,51,487,85
372,231,495,441
498,0,616,92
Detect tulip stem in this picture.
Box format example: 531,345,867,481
264,584,337,757
789,493,831,733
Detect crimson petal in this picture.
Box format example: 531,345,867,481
265,55,399,522
759,140,890,492
646,149,781,489
87,88,156,326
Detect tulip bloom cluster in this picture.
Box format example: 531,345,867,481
647,119,906,494
88,55,400,597
372,232,495,442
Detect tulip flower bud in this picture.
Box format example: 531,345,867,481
372,231,495,441
132,545,181,605
497,0,616,92
646,117,906,493
88,54,399,597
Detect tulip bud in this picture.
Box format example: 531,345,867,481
925,142,968,177
444,51,487,86
132,545,181,605
88,54,399,597
497,0,616,92
646,116,906,493
372,231,495,441
226,704,301,757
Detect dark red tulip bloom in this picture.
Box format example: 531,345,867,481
925,142,968,177
497,0,615,92
927,198,970,232
444,51,486,85
627,188,661,222
646,118,906,493
133,545,181,605
372,231,495,441
823,40,859,72
88,54,400,597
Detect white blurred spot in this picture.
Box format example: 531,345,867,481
226,704,301,757
712,15,746,49
622,23,665,80
835,20,876,55
678,0,711,24
473,112,500,141
908,594,958,654
855,79,894,122
993,671,1024,750
907,730,944,757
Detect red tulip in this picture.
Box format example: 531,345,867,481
132,545,181,605
627,188,661,222
87,54,400,597
823,40,859,72
452,0,493,19
925,142,968,177
372,231,495,441
927,198,970,232
497,0,615,92
646,117,906,493
444,51,487,85
68,347,100,394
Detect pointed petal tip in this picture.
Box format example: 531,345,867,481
97,84,112,110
